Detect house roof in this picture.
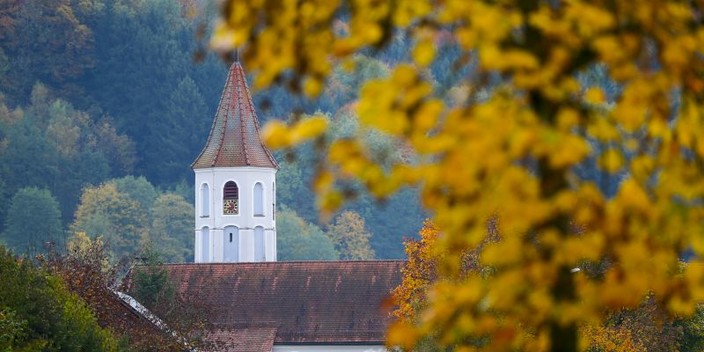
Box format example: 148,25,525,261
149,260,404,345
192,61,278,169
207,327,276,352
94,288,179,350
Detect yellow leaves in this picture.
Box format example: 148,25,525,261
662,35,697,75
584,87,605,105
262,115,328,149
392,0,432,27
583,323,645,352
529,6,581,48
587,116,619,142
328,139,365,174
553,230,605,265
613,82,654,132
210,21,243,52
481,236,521,267
217,0,704,350
412,38,435,68
630,155,654,182
565,1,615,38
480,47,538,72
599,148,623,173
261,120,290,149
542,131,590,169
413,99,443,131
386,321,419,350
303,77,323,97
357,65,435,136
676,96,704,153
616,179,650,213
556,108,580,131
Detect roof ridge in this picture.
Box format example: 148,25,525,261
240,64,278,169
212,69,233,166
235,64,250,166
191,65,231,169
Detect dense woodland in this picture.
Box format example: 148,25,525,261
6,1,700,351
0,0,431,261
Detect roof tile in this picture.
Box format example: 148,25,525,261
192,62,278,169
156,261,404,345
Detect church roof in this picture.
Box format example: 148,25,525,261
143,260,404,346
207,327,276,352
192,61,278,169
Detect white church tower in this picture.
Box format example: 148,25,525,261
192,61,278,263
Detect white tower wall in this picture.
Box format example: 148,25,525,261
194,167,277,263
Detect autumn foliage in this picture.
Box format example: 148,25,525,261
392,220,441,322
43,235,181,351
215,1,704,351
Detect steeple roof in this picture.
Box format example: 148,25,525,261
192,62,278,169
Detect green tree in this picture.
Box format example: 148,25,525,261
150,75,209,184
0,245,120,351
326,210,375,260
678,305,704,352
277,209,338,260
130,246,175,314
0,85,134,226
81,0,223,185
1,187,62,254
129,244,212,351
112,176,158,212
44,234,190,352
148,193,194,263
0,307,30,352
0,0,98,104
72,182,146,260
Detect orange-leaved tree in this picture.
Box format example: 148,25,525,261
212,1,704,351
392,220,441,323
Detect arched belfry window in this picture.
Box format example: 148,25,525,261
201,184,210,217
223,181,239,215
253,183,264,216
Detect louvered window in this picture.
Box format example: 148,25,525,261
223,181,239,215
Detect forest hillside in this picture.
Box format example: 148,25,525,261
0,0,428,261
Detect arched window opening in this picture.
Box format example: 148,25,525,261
202,227,210,262
253,183,264,216
201,184,210,217
224,226,239,262
254,226,265,261
223,181,239,215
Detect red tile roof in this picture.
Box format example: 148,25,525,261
192,62,278,169
155,260,404,345
207,327,276,352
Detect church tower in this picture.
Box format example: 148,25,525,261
192,61,278,263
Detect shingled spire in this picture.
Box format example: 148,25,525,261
192,61,278,169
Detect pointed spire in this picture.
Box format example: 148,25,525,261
192,62,278,169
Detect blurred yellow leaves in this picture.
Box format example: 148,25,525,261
218,0,704,350
261,115,328,149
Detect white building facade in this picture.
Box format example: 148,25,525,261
192,61,278,263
